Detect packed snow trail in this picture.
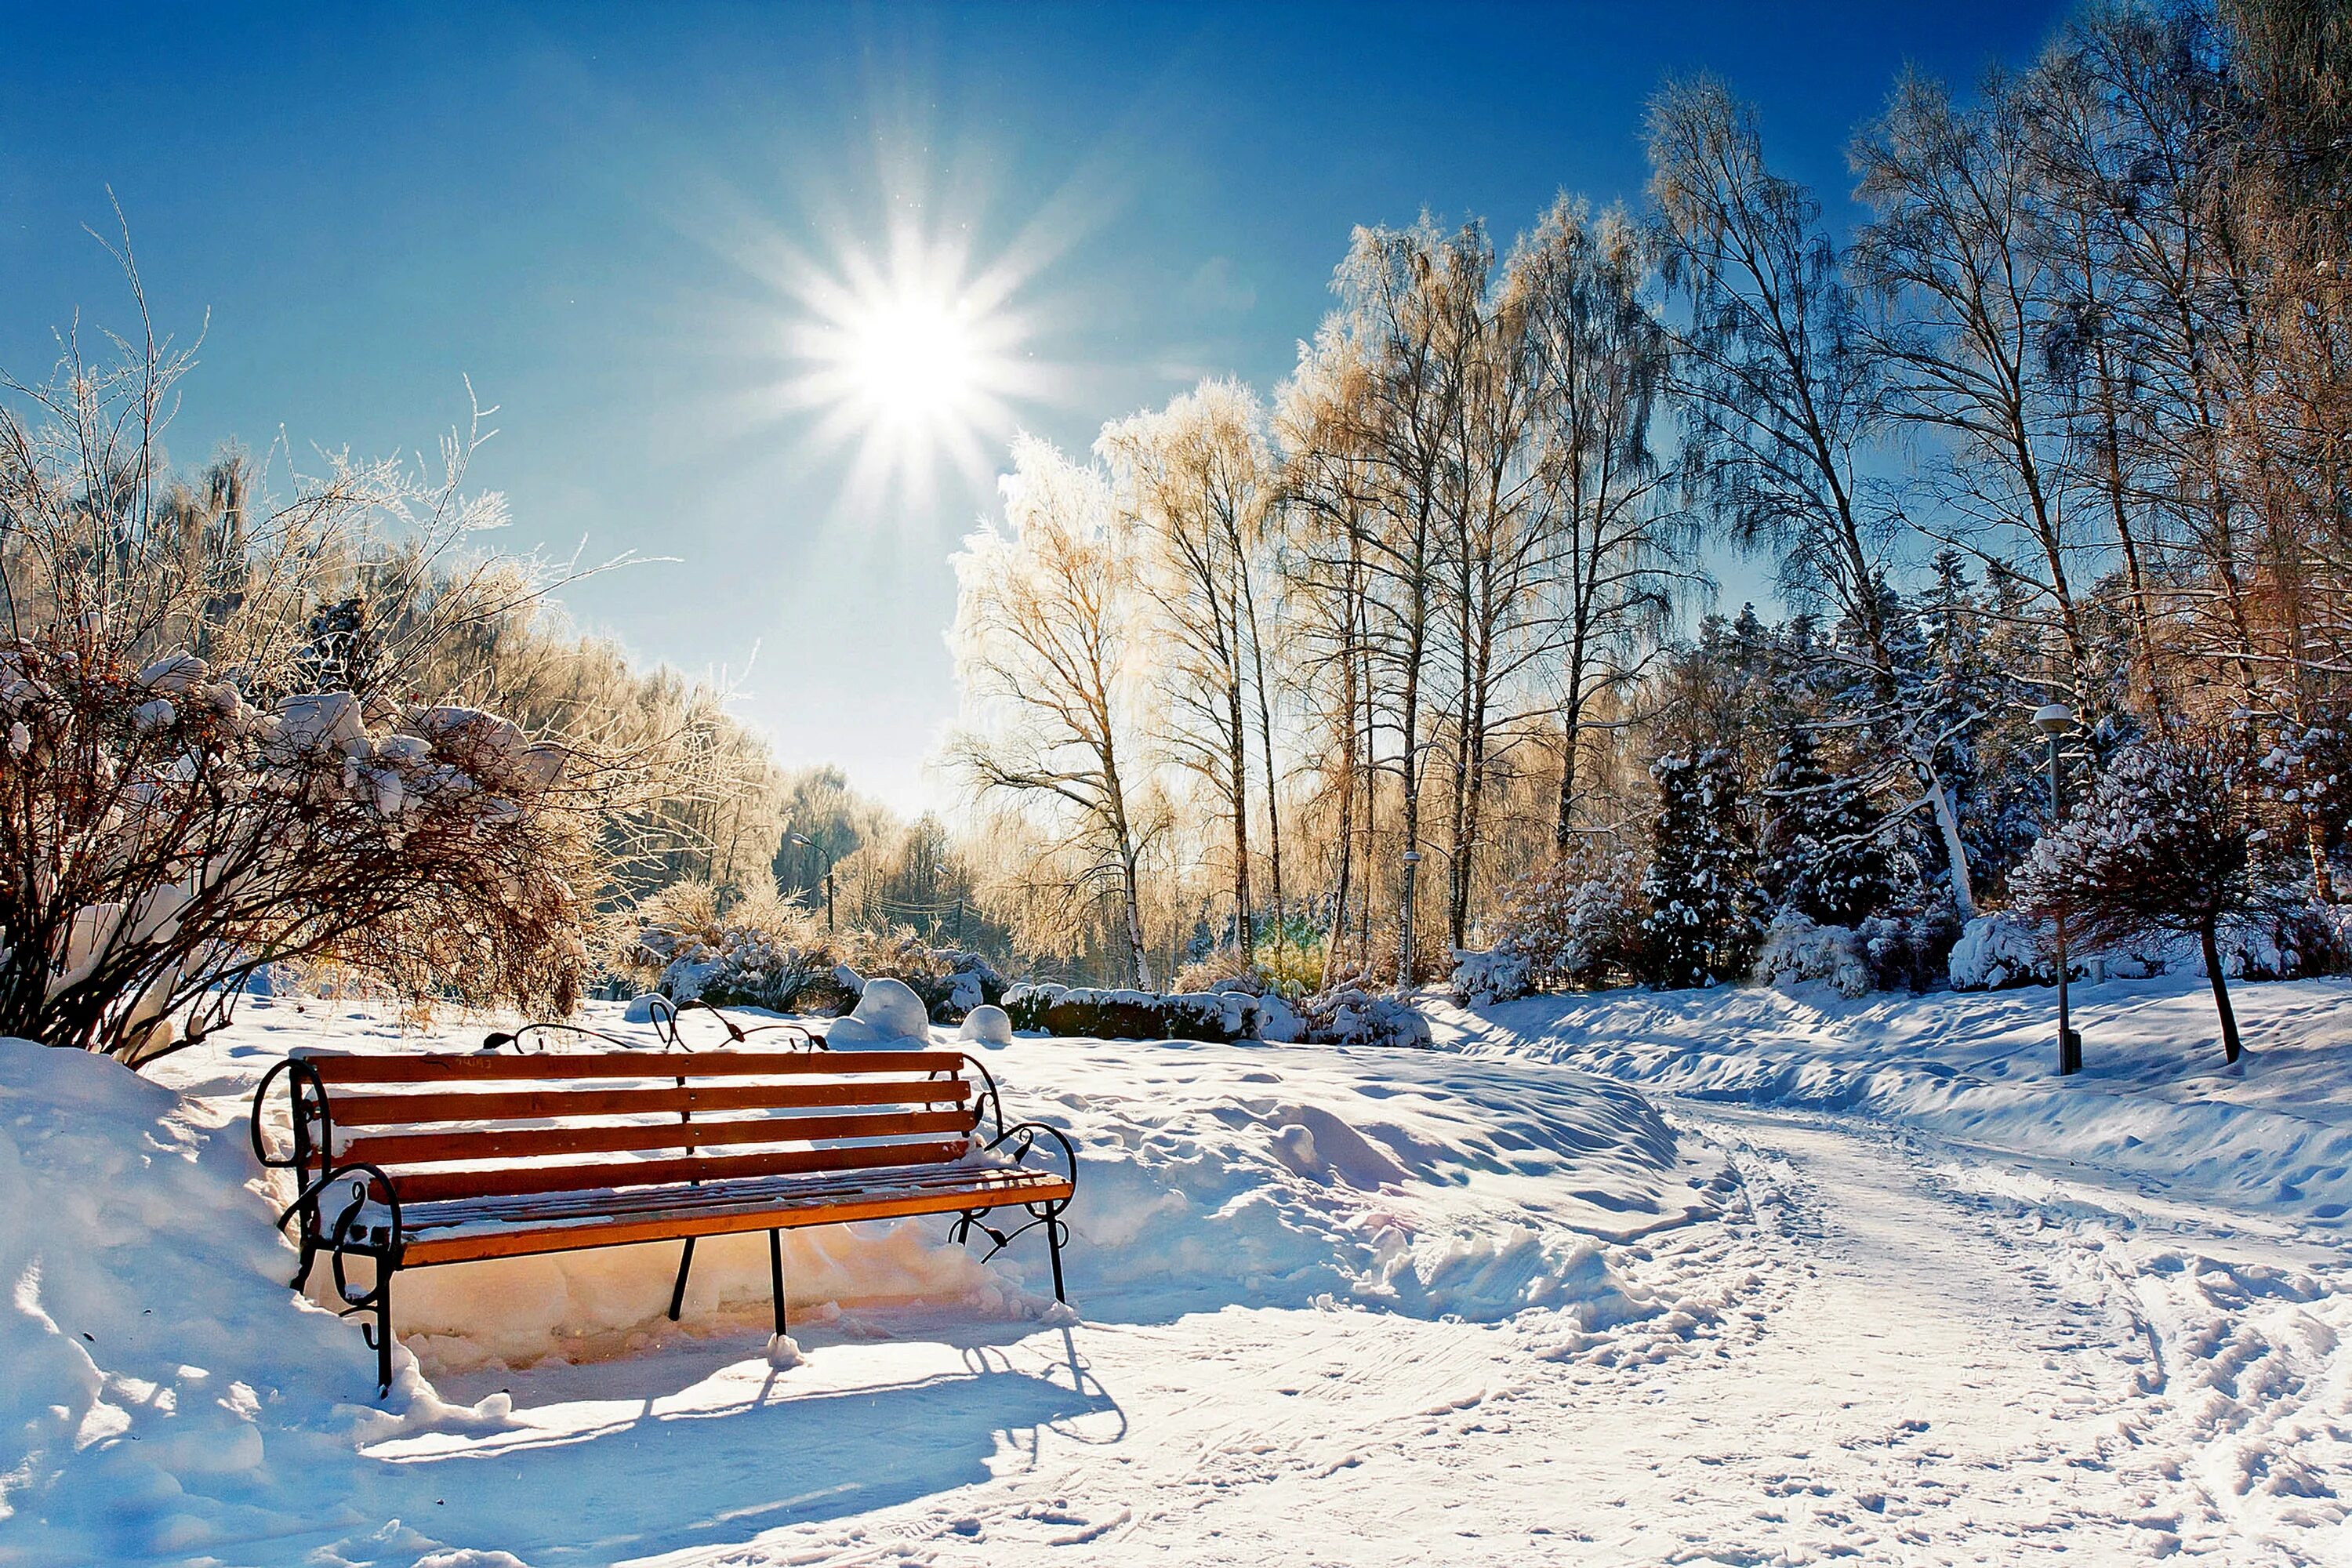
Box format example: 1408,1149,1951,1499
559,1094,2343,1566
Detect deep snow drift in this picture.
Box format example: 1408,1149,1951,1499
1,1000,1722,1566
2,974,2347,1566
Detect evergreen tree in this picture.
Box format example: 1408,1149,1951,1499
1638,749,1763,988
1758,728,1896,927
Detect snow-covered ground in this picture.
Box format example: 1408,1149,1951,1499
3,974,2348,1566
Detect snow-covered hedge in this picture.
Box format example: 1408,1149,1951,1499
1450,945,1534,1007
1751,911,1873,998
1001,984,1270,1043
1295,985,1433,1049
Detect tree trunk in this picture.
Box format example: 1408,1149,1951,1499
1923,760,1978,923
2200,923,2243,1065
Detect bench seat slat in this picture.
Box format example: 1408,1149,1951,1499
327,1076,971,1127
397,1166,1073,1265
382,1137,977,1205
296,1047,958,1083
342,1106,982,1168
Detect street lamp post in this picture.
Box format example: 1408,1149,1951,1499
1399,848,1423,993
2034,703,2082,1076
787,833,835,933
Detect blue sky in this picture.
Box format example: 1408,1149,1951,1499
3,2,2064,811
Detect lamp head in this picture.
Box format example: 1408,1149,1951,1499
2033,703,2075,736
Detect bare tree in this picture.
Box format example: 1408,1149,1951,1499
1101,380,1283,959
949,436,1156,987
1649,77,1981,918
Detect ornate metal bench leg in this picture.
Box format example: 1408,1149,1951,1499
768,1229,787,1338
1047,1216,1067,1304
668,1236,696,1322
364,1266,395,1396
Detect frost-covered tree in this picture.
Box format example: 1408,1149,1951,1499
2010,731,2276,1063
949,437,1156,988
1638,748,1762,988
1100,380,1284,959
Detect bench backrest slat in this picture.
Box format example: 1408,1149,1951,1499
288,1047,993,1207
327,1076,971,1127
296,1047,960,1083
385,1138,975,1205
341,1105,979,1169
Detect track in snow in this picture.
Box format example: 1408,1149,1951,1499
449,1089,2346,1566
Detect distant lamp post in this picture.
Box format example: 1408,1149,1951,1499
787,832,835,932
1399,848,1424,993
2034,702,2083,1076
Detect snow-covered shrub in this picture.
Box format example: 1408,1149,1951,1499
1172,937,1322,1004
2204,903,2352,980
1855,902,1962,993
624,882,848,1013
1450,946,1534,1007
1004,981,1065,1032
1488,846,1646,991
1751,911,1873,998
1296,986,1433,1049
1947,911,2056,991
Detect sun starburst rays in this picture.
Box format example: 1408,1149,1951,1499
777,220,1047,510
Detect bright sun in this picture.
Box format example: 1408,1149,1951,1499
786,227,1041,506
844,290,978,424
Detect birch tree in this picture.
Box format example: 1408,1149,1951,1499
949,436,1155,986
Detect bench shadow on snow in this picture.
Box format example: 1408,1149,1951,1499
376,1330,1120,1564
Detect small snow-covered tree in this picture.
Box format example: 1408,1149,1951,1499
2010,731,2277,1064
1638,748,1762,989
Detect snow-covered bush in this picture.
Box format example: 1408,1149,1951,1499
1450,946,1534,1007
1751,911,1873,998
623,886,1005,1022
996,982,1272,1041
1855,902,1962,993
625,882,846,1013
1488,846,1646,991
1296,986,1433,1050
2203,903,2352,980
1947,912,2063,990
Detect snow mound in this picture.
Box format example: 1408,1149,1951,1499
828,976,931,1047
958,1003,1014,1046
1006,1034,1730,1322
0,1038,509,1566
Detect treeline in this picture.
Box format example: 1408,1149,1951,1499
945,0,2352,995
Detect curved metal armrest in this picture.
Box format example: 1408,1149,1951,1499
249,1056,327,1170
986,1120,1079,1191
274,1160,401,1244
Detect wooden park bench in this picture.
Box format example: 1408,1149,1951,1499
249,1024,1076,1394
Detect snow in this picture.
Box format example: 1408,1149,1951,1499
826,975,931,1047
4,972,2350,1563
956,1004,1013,1046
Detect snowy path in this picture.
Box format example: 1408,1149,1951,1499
573,1095,2342,1567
